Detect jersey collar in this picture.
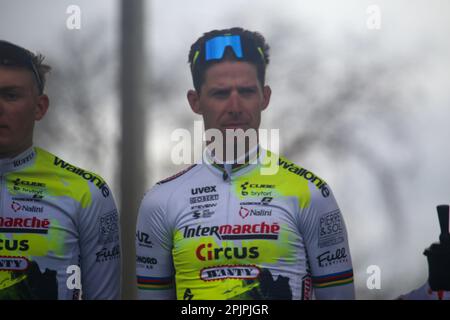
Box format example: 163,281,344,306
0,146,36,174
203,144,266,180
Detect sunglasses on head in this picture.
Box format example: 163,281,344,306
193,34,265,67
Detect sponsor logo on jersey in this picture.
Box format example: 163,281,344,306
316,247,348,268
53,157,110,198
190,202,217,210
13,178,45,189
189,194,219,204
95,245,120,262
98,210,119,244
0,239,29,251
318,210,344,248
240,181,275,197
0,216,50,234
10,201,44,214
13,150,35,168
240,196,273,206
136,255,158,269
0,256,30,271
239,206,272,219
136,231,153,248
195,243,259,261
11,196,43,203
191,185,217,195
278,159,330,198
200,265,260,281
191,208,215,219
183,222,280,240
239,207,250,219
11,178,46,198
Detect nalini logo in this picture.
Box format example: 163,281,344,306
239,207,250,219
239,207,272,219
11,201,21,212
10,201,43,214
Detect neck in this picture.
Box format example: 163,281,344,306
206,142,259,168
0,143,33,159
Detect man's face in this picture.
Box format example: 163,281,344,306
0,66,48,158
188,61,271,135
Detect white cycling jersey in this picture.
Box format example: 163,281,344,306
136,147,354,300
0,147,121,299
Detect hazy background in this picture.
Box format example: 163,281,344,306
1,0,449,299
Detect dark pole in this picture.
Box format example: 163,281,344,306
120,0,146,299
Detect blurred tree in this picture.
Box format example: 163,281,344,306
35,25,118,171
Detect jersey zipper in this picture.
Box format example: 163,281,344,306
0,174,4,218
224,166,232,295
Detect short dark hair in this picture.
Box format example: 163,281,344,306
0,40,51,94
188,27,270,93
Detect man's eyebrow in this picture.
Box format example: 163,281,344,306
208,84,258,91
0,85,24,91
237,85,258,90
207,86,231,93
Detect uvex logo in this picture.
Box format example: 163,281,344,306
191,185,216,195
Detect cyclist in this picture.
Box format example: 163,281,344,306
0,40,121,299
136,27,447,300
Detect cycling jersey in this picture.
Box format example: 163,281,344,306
136,147,354,300
0,146,121,299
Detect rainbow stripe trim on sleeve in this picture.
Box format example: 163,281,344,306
137,276,174,290
312,269,354,289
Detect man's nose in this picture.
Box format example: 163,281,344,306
227,90,242,114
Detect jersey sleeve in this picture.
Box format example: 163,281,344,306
136,185,176,299
78,183,121,299
298,183,355,299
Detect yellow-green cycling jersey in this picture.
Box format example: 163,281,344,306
136,147,354,300
0,147,120,299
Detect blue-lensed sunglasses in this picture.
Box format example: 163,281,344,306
193,34,264,67
205,35,243,61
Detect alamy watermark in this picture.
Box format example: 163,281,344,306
366,5,381,30
66,5,81,30
366,264,381,290
170,121,280,175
